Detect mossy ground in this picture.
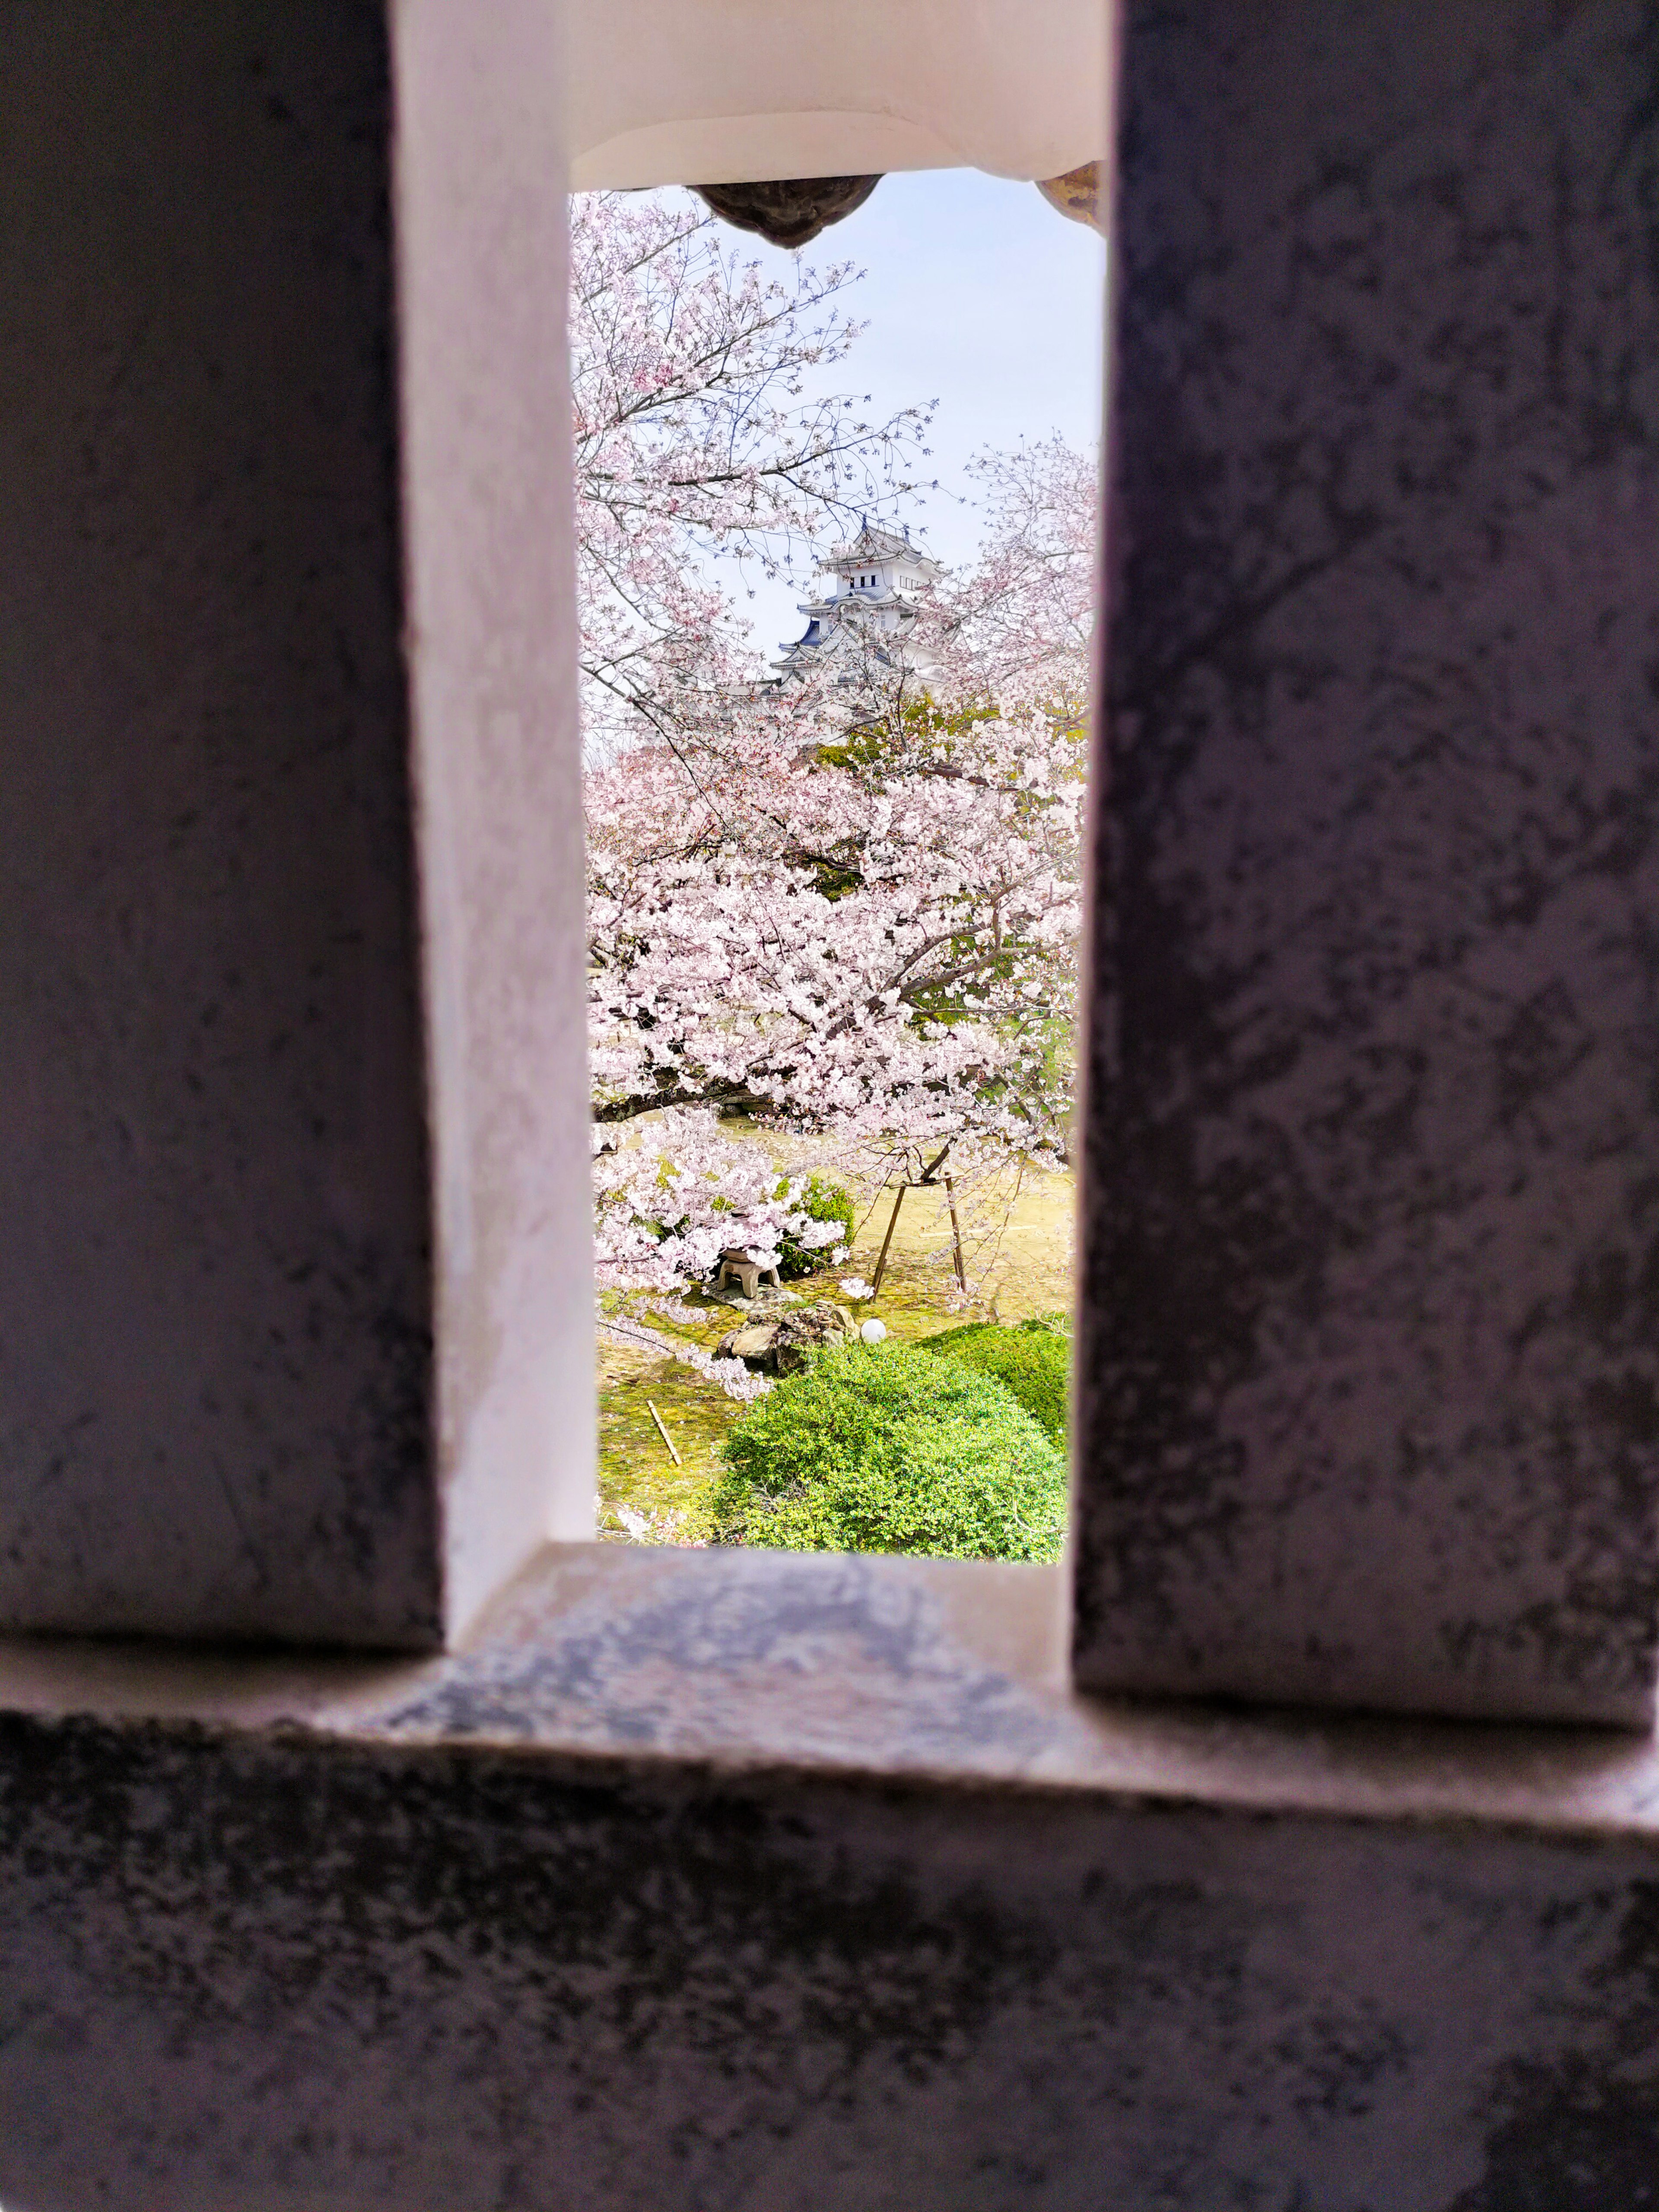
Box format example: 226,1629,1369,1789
595,1333,734,1539
596,1143,1074,1543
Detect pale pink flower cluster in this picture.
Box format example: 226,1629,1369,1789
572,191,1098,1301
571,189,932,762
593,1111,845,1296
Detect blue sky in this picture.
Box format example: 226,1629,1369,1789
677,167,1107,659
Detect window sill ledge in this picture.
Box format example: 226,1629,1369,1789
0,1540,1654,1840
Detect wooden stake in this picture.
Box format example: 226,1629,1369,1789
871,1182,907,1294
944,1174,967,1292
646,1399,681,1466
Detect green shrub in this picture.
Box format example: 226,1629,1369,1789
918,1318,1070,1446
708,1341,1066,1561
776,1173,857,1280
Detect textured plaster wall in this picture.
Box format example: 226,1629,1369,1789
3,1548,1659,2212
0,0,438,1644
564,0,1109,189
0,0,592,1644
1075,0,1659,1724
394,0,597,1620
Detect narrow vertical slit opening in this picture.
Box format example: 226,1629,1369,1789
572,166,1106,1563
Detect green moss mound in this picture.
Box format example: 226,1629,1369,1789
918,1318,1070,1447
708,1341,1067,1561
776,1174,856,1280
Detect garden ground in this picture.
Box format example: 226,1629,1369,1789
596,1141,1074,1542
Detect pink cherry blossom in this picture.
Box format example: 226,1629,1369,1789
572,193,1098,1298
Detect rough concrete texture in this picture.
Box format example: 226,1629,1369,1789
4,1545,1659,2210
0,0,593,1643
1075,0,1659,1723
0,2,437,1643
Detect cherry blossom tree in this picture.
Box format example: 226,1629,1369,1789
944,434,1099,703
591,1108,850,1296
586,552,1093,1293
570,188,933,757
572,191,1099,1298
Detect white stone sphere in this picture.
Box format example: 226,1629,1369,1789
859,1318,887,1345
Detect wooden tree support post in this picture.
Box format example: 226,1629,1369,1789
870,1182,907,1296
944,1175,968,1293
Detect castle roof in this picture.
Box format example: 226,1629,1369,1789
822,520,942,578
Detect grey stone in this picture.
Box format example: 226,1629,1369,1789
1072,0,1659,1725
714,1247,783,1299
718,1320,781,1363
718,1300,856,1374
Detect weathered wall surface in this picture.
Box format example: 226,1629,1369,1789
0,0,438,1643
1075,0,1659,1723
0,0,592,1643
563,0,1108,188
3,1714,1659,2210
4,0,1657,2203
0,1547,1657,2212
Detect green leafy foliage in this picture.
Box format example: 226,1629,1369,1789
918,1317,1070,1446
775,1174,857,1280
708,1341,1067,1560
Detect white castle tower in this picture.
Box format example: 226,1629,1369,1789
773,520,944,683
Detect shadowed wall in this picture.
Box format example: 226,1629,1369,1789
1075,0,1659,1724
